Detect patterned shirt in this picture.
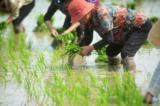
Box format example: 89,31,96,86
87,4,148,44
58,0,99,16
0,0,33,19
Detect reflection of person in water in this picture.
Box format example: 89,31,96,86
44,0,99,42
0,0,35,34
68,0,152,70
144,19,160,104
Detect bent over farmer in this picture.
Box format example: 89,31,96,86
68,0,152,70
44,0,99,42
0,0,35,34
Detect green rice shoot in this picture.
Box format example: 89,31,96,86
0,21,7,30
61,44,81,58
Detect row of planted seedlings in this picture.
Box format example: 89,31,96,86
0,31,153,105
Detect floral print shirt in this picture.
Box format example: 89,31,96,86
87,4,148,44
0,0,34,19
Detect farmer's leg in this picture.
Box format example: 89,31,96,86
144,60,160,104
121,19,152,70
12,0,35,34
76,24,85,42
63,16,71,29
106,43,123,65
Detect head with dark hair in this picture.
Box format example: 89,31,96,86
54,0,69,7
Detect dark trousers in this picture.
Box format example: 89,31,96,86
106,19,152,58
12,0,35,25
63,16,85,38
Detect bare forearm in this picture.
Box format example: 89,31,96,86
62,22,81,35
45,21,53,32
6,16,14,24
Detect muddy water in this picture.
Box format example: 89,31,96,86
0,0,160,105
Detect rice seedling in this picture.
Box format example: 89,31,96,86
52,28,77,47
120,4,126,8
0,21,7,31
26,38,33,50
48,0,52,2
111,3,126,8
95,55,108,63
127,2,136,10
0,30,156,106
111,3,118,6
6,32,16,52
150,17,159,23
0,56,8,74
56,32,76,44
94,46,108,63
143,39,150,45
0,32,4,50
34,14,54,32
61,44,82,59
94,46,106,55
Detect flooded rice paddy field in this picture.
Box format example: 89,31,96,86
0,0,160,106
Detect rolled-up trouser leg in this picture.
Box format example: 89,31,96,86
146,60,160,98
121,19,152,70
13,23,25,34
12,0,35,34
123,56,136,71
106,43,123,65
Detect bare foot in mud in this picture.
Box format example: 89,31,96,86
143,92,153,104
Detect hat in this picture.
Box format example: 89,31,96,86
54,0,68,7
148,19,160,49
68,0,94,23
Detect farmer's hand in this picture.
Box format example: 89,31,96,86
6,16,14,24
59,33,65,37
50,29,58,38
79,45,94,56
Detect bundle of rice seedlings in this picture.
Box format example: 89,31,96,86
61,44,82,59
150,17,159,23
55,27,66,34
0,21,7,30
94,46,107,55
95,55,108,63
52,28,77,47
57,32,76,44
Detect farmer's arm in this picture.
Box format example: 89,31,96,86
44,1,58,37
61,22,81,36
6,1,20,23
68,27,93,62
6,16,14,23
79,27,93,47
93,30,113,50
92,10,113,50
79,30,113,56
